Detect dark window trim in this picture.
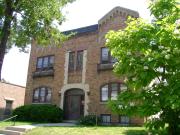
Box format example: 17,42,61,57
68,51,75,72
68,50,84,72
100,114,111,123
76,50,84,71
100,82,126,102
100,84,109,102
119,115,130,124
36,55,55,71
101,47,109,64
32,86,52,103
100,47,117,64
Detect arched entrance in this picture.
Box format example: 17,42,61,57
64,89,85,120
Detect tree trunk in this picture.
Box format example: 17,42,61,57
0,0,13,80
168,123,176,135
168,113,180,135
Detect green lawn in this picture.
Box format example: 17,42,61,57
25,126,147,135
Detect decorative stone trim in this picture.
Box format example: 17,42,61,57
98,6,139,25
60,83,90,115
4,97,15,101
82,50,87,83
64,52,70,85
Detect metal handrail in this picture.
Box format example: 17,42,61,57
0,115,18,126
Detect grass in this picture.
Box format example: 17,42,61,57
0,121,148,135
25,126,147,135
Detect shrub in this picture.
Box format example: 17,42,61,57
12,104,63,123
78,115,101,126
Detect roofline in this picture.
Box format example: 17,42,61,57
62,24,98,35
0,81,26,88
98,6,139,25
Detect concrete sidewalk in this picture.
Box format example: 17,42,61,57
33,122,76,127
0,122,77,135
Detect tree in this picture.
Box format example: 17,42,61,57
106,0,180,134
0,0,74,79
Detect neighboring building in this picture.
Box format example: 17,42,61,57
25,7,143,125
0,81,25,119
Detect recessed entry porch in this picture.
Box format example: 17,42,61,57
63,89,85,120
60,84,89,120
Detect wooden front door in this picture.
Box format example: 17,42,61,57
64,89,84,120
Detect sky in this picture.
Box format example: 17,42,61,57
2,0,151,86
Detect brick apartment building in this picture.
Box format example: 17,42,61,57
25,7,143,125
0,81,25,119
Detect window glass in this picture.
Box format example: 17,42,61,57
101,85,108,101
49,56,54,66
69,52,75,71
77,51,83,70
121,84,127,92
33,87,51,103
111,57,118,63
40,88,46,102
101,48,109,63
46,89,52,102
111,90,118,100
43,57,49,68
36,56,54,70
120,116,130,124
37,58,43,69
111,83,118,91
100,83,127,101
101,115,111,123
33,89,39,102
111,83,118,100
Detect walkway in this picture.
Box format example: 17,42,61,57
0,122,76,135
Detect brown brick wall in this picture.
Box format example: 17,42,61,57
25,7,143,125
0,82,25,115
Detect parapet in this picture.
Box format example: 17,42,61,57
98,6,139,26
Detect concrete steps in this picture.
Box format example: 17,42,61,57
0,125,35,135
0,130,23,135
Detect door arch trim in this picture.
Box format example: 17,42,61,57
60,83,89,115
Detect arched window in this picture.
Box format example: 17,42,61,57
33,87,52,103
100,83,127,102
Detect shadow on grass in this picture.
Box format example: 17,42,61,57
123,130,147,135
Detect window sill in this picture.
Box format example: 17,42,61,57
33,69,54,78
32,102,51,104
99,102,108,105
97,63,114,71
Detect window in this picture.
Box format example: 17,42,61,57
68,50,84,71
101,48,109,63
101,85,109,101
77,50,83,70
69,51,75,71
100,83,127,102
101,114,111,123
119,116,130,124
101,47,117,64
111,83,118,100
36,55,54,70
33,87,52,103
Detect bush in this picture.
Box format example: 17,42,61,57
12,104,63,123
78,115,101,126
